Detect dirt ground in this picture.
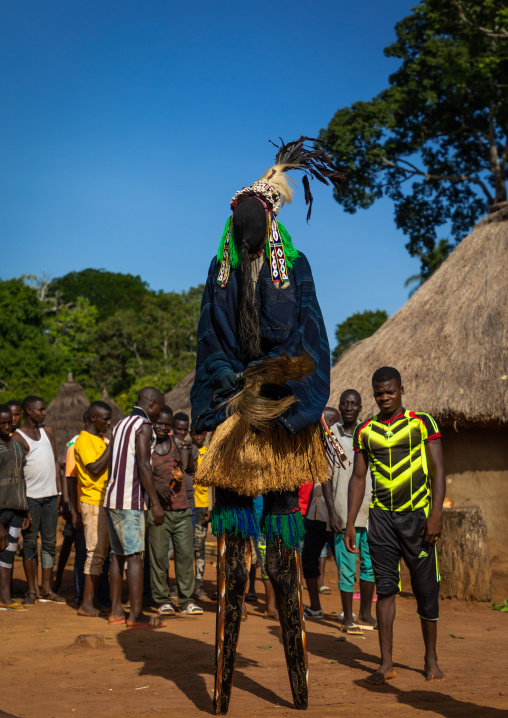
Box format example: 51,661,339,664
1,535,507,718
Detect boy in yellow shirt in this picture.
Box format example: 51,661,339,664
191,424,209,599
74,401,112,617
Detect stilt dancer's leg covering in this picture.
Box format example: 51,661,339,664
266,537,309,710
214,530,251,714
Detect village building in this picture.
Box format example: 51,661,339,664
329,210,508,563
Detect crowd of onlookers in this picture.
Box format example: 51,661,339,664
0,387,376,634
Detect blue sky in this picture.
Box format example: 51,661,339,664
1,0,420,347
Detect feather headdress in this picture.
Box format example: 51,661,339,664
231,136,349,221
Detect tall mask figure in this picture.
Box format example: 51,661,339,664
191,137,348,713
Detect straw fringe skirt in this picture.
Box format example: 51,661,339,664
195,414,328,497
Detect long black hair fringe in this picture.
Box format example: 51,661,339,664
238,241,261,361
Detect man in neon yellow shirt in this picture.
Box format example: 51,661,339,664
74,401,112,617
345,367,445,685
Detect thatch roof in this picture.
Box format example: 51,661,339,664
329,214,508,426
45,373,89,460
164,368,195,418
100,388,125,426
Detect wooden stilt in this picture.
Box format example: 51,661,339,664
266,538,308,710
213,531,251,714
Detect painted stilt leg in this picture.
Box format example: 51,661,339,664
214,531,251,715
265,537,308,710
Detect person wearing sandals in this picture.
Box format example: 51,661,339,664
147,406,203,617
330,390,376,635
13,396,67,605
0,405,30,610
104,387,167,628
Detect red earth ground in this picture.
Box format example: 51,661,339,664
1,530,507,718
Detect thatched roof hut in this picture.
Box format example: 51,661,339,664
329,211,508,559
100,388,125,426
45,373,89,461
164,368,195,418
329,215,508,427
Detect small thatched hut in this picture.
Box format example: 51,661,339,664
45,373,89,461
329,210,508,558
100,388,125,427
164,368,195,418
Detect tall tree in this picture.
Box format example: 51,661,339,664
91,286,203,405
0,278,66,399
319,0,508,275
49,268,150,320
332,310,388,364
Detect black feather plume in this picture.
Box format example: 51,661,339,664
268,136,349,220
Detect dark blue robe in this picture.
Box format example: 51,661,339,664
191,253,331,435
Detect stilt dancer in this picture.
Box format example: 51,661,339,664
190,137,348,713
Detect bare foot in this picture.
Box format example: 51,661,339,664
366,666,397,685
264,609,279,620
77,604,102,617
425,657,445,681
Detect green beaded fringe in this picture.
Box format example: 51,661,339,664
260,511,305,549
216,217,299,271
211,505,260,539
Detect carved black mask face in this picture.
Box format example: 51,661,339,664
232,197,267,254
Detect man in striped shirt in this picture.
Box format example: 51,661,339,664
104,387,165,628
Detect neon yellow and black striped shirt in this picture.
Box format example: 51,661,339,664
353,409,441,512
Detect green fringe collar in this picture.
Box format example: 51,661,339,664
216,217,299,271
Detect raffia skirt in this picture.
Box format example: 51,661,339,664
195,413,329,497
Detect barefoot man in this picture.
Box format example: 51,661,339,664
345,366,445,684
74,401,112,616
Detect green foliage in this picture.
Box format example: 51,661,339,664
49,268,150,320
491,598,508,612
320,0,508,276
90,288,202,405
0,273,203,410
332,310,388,364
0,278,67,399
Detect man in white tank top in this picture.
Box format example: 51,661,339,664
13,396,66,605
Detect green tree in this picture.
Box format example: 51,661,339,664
320,0,508,277
91,286,203,404
0,272,204,412
333,310,388,364
49,268,150,320
0,278,67,400
46,296,99,379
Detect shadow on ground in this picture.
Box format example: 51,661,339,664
355,678,507,718
116,627,293,713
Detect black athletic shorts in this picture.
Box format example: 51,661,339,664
302,518,329,579
368,507,440,621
